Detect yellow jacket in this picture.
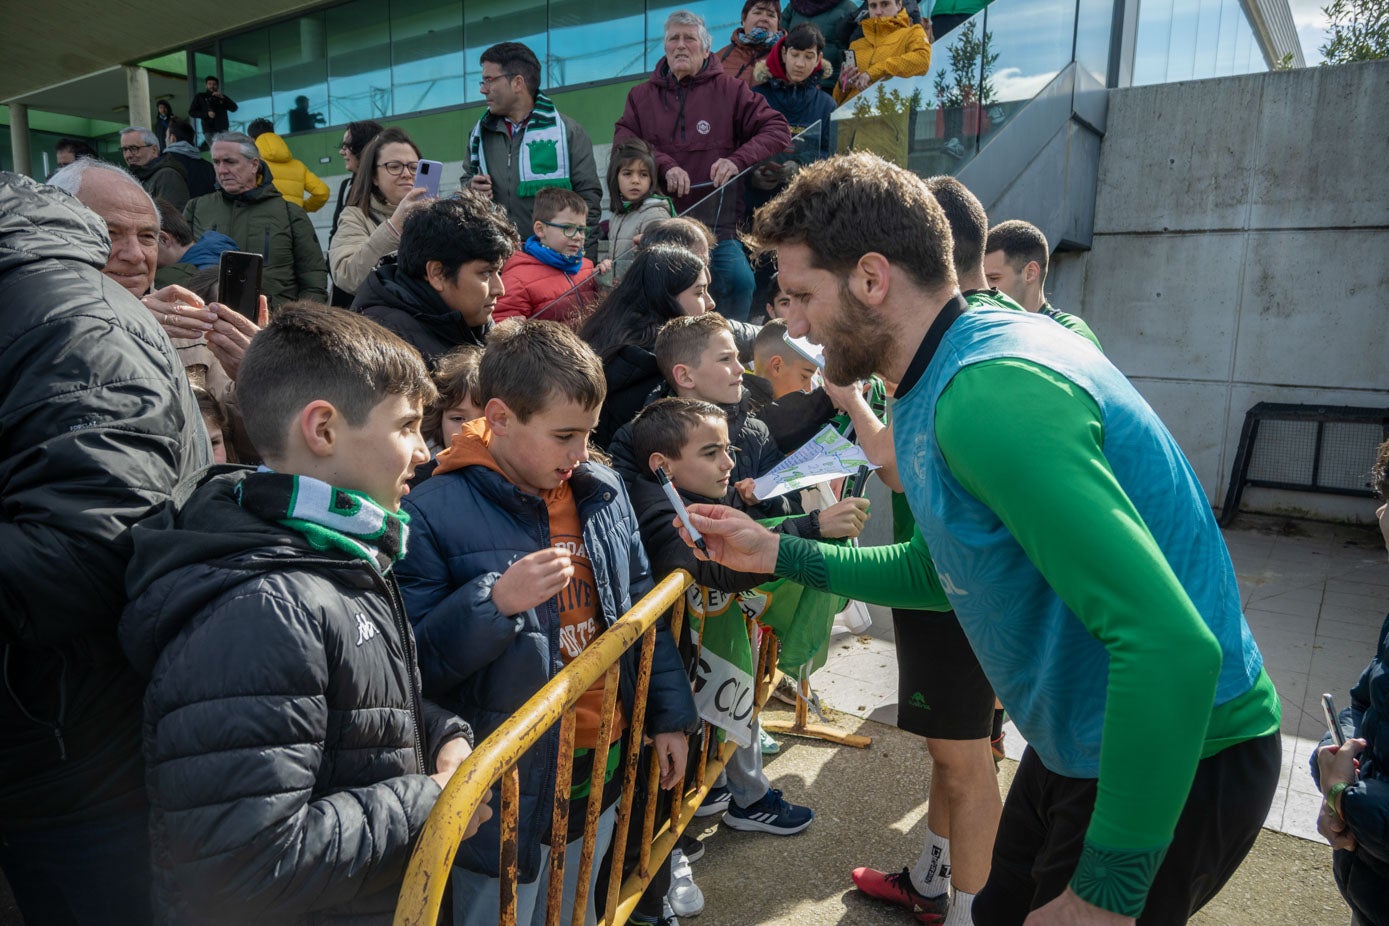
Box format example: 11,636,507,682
254,132,330,212
833,9,932,104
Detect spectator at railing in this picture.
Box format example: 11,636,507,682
781,0,862,92
834,0,932,104
163,118,217,198
715,0,785,85
614,10,790,323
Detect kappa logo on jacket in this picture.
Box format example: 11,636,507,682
354,612,379,646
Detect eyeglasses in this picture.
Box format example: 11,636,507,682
338,143,351,152
542,221,591,239
379,160,420,176
120,144,155,154
480,73,517,88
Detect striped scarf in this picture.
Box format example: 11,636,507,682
469,93,572,197
237,472,408,573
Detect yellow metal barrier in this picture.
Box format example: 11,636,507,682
393,568,780,926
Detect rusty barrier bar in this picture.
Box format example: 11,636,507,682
393,568,780,926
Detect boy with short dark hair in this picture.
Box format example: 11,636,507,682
120,302,481,924
397,319,696,926
625,398,869,835
753,318,820,399
494,186,609,324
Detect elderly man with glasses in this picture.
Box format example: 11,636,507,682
465,41,603,257
183,131,327,306
120,125,191,210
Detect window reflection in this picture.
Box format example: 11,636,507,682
269,15,329,134
551,0,646,85
220,30,271,134
393,0,465,114
644,0,739,72
328,0,392,124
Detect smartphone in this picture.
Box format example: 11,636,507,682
844,50,857,70
415,159,444,198
217,251,263,321
1322,692,1345,747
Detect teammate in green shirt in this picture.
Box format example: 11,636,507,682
984,218,1102,349
678,153,1281,926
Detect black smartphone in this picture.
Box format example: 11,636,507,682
218,251,263,320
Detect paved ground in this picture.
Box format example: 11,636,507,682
688,513,1385,925
692,704,1349,925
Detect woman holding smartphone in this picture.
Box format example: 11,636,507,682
329,127,433,304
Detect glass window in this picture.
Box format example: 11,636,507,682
327,0,392,125
464,0,547,106
1075,0,1116,83
393,0,466,113
268,15,330,133
1133,0,1175,85
645,0,740,71
220,29,273,134
550,0,646,86
971,0,1074,152
1233,12,1256,72
1165,0,1202,82
1190,0,1224,80
1214,0,1238,75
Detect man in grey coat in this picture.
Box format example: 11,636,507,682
466,42,603,255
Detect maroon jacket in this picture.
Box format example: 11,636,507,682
614,54,791,240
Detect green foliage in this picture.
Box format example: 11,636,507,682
849,83,925,119
1319,0,1389,63
931,19,999,108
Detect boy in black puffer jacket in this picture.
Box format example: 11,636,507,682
121,303,481,925
397,320,697,926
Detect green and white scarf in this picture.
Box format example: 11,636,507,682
238,472,409,573
468,92,572,198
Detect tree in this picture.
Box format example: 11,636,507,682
1319,0,1389,63
932,19,999,109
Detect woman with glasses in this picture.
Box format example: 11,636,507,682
329,127,432,304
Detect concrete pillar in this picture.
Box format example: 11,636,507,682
125,64,151,130
8,103,30,177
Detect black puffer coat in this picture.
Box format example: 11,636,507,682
121,469,472,925
351,260,491,370
0,171,204,827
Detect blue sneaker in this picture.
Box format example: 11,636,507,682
694,785,732,818
722,788,813,835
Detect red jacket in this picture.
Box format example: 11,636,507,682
614,55,791,240
493,250,601,325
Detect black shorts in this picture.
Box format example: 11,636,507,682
891,608,995,741
974,732,1281,925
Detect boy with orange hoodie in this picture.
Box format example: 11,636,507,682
396,320,696,926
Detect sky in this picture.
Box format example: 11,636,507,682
1288,0,1333,63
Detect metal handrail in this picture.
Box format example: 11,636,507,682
395,567,768,925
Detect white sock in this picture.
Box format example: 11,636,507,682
909,826,951,897
944,889,974,926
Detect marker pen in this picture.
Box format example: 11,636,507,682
656,466,708,554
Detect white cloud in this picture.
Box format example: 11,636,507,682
990,66,1060,101
1287,0,1331,62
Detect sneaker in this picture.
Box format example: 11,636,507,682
759,726,781,755
850,866,949,924
694,785,731,818
722,788,813,835
663,898,682,926
677,831,704,863
944,137,967,159
990,732,1006,766
668,849,704,917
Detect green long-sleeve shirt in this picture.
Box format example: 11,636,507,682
776,356,1278,915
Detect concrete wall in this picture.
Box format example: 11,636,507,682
1050,59,1389,523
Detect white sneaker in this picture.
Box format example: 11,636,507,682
668,849,704,917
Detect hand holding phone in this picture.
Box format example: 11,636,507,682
1322,692,1346,747
217,251,264,321
414,159,444,198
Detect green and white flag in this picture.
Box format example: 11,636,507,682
688,584,758,747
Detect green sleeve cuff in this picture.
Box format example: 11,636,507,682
775,535,831,591
1069,841,1168,917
